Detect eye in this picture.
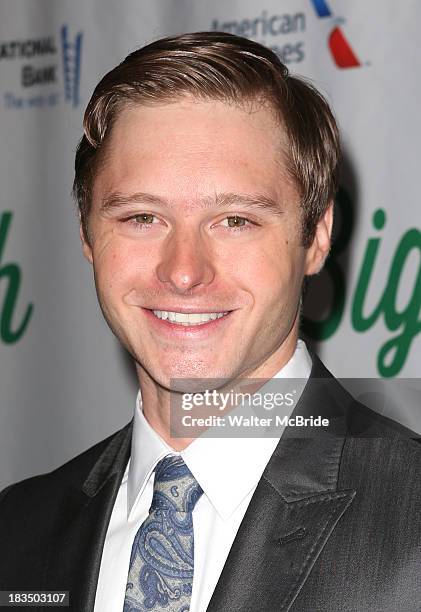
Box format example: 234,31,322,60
132,213,156,225
123,213,159,230
220,215,254,231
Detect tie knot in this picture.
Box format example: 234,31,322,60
150,455,203,513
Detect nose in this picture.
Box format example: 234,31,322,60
155,227,216,295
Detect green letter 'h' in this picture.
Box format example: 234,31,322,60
0,212,33,343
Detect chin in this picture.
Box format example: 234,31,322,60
154,361,236,393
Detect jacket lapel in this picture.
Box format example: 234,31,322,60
207,355,357,612
43,420,133,611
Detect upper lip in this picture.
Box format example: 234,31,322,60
144,307,232,314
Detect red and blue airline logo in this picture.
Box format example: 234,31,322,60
310,0,361,68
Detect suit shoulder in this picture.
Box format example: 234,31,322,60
348,398,421,443
0,421,132,505
308,350,420,443
339,399,421,497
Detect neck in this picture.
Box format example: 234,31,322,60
136,328,299,451
137,372,195,451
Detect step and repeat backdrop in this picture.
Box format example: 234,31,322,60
1,0,420,488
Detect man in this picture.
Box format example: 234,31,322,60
0,32,420,612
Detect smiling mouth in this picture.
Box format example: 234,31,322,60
150,309,231,326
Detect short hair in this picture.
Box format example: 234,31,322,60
73,31,341,248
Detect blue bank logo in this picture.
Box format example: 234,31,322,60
1,25,83,110
60,25,83,107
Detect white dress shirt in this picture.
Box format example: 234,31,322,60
93,339,312,612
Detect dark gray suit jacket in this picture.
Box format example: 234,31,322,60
1,353,420,611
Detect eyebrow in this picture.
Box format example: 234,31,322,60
100,191,285,218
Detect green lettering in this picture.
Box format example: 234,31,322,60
0,211,33,343
377,228,421,377
351,209,386,331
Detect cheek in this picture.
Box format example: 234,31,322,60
237,240,304,313
93,253,135,316
94,238,156,290
239,238,300,287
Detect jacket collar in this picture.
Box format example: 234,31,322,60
82,419,133,498
263,349,354,502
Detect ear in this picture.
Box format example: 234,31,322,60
79,221,93,264
304,201,334,275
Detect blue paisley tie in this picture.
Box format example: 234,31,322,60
123,455,203,612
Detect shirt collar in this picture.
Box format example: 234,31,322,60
127,396,175,517
127,339,312,520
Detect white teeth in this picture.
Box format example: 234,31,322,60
152,310,229,326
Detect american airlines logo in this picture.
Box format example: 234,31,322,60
309,0,362,68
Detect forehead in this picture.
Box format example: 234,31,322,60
93,97,297,207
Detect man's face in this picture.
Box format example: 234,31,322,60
82,98,331,389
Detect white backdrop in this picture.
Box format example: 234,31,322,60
1,0,420,489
